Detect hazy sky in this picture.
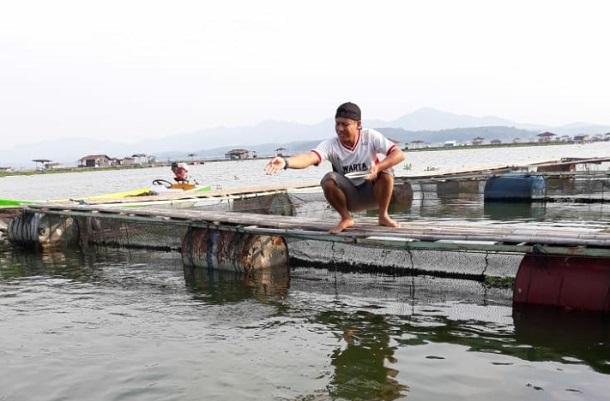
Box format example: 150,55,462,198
1,0,608,151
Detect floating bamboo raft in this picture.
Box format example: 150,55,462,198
22,202,610,258
4,160,610,256
5,166,610,312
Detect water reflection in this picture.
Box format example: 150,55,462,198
182,265,290,304
0,246,189,293
1,247,609,401
316,310,409,400
483,202,547,220
395,307,610,380
513,305,610,375
0,247,102,283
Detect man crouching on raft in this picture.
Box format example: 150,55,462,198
265,102,406,234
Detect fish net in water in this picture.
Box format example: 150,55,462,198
5,205,524,283
287,239,523,280
76,216,188,252
545,176,610,202
6,188,528,281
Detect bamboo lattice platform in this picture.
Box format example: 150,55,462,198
25,202,610,258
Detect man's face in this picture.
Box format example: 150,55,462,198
335,117,360,144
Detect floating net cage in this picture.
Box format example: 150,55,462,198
0,243,514,313
288,239,523,280
545,175,610,201
406,174,610,203
5,188,528,282
7,163,610,280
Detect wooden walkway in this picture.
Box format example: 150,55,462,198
26,202,610,258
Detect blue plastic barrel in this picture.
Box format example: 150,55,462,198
484,175,546,201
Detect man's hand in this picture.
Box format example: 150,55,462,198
265,157,286,175
367,163,379,181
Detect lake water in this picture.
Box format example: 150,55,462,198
1,143,610,400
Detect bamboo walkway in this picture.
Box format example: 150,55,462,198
26,202,610,258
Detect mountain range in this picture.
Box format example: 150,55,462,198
2,108,609,168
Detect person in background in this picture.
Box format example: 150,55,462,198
171,162,190,182
265,102,406,233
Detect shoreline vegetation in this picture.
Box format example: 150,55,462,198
0,140,578,178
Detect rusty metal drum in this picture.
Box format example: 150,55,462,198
181,227,289,272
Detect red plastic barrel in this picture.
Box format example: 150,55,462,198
514,254,610,312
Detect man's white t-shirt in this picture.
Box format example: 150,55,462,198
312,128,398,186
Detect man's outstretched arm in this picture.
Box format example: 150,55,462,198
265,152,320,175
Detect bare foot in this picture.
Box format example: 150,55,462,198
378,215,399,228
329,218,354,234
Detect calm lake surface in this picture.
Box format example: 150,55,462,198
1,143,610,400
